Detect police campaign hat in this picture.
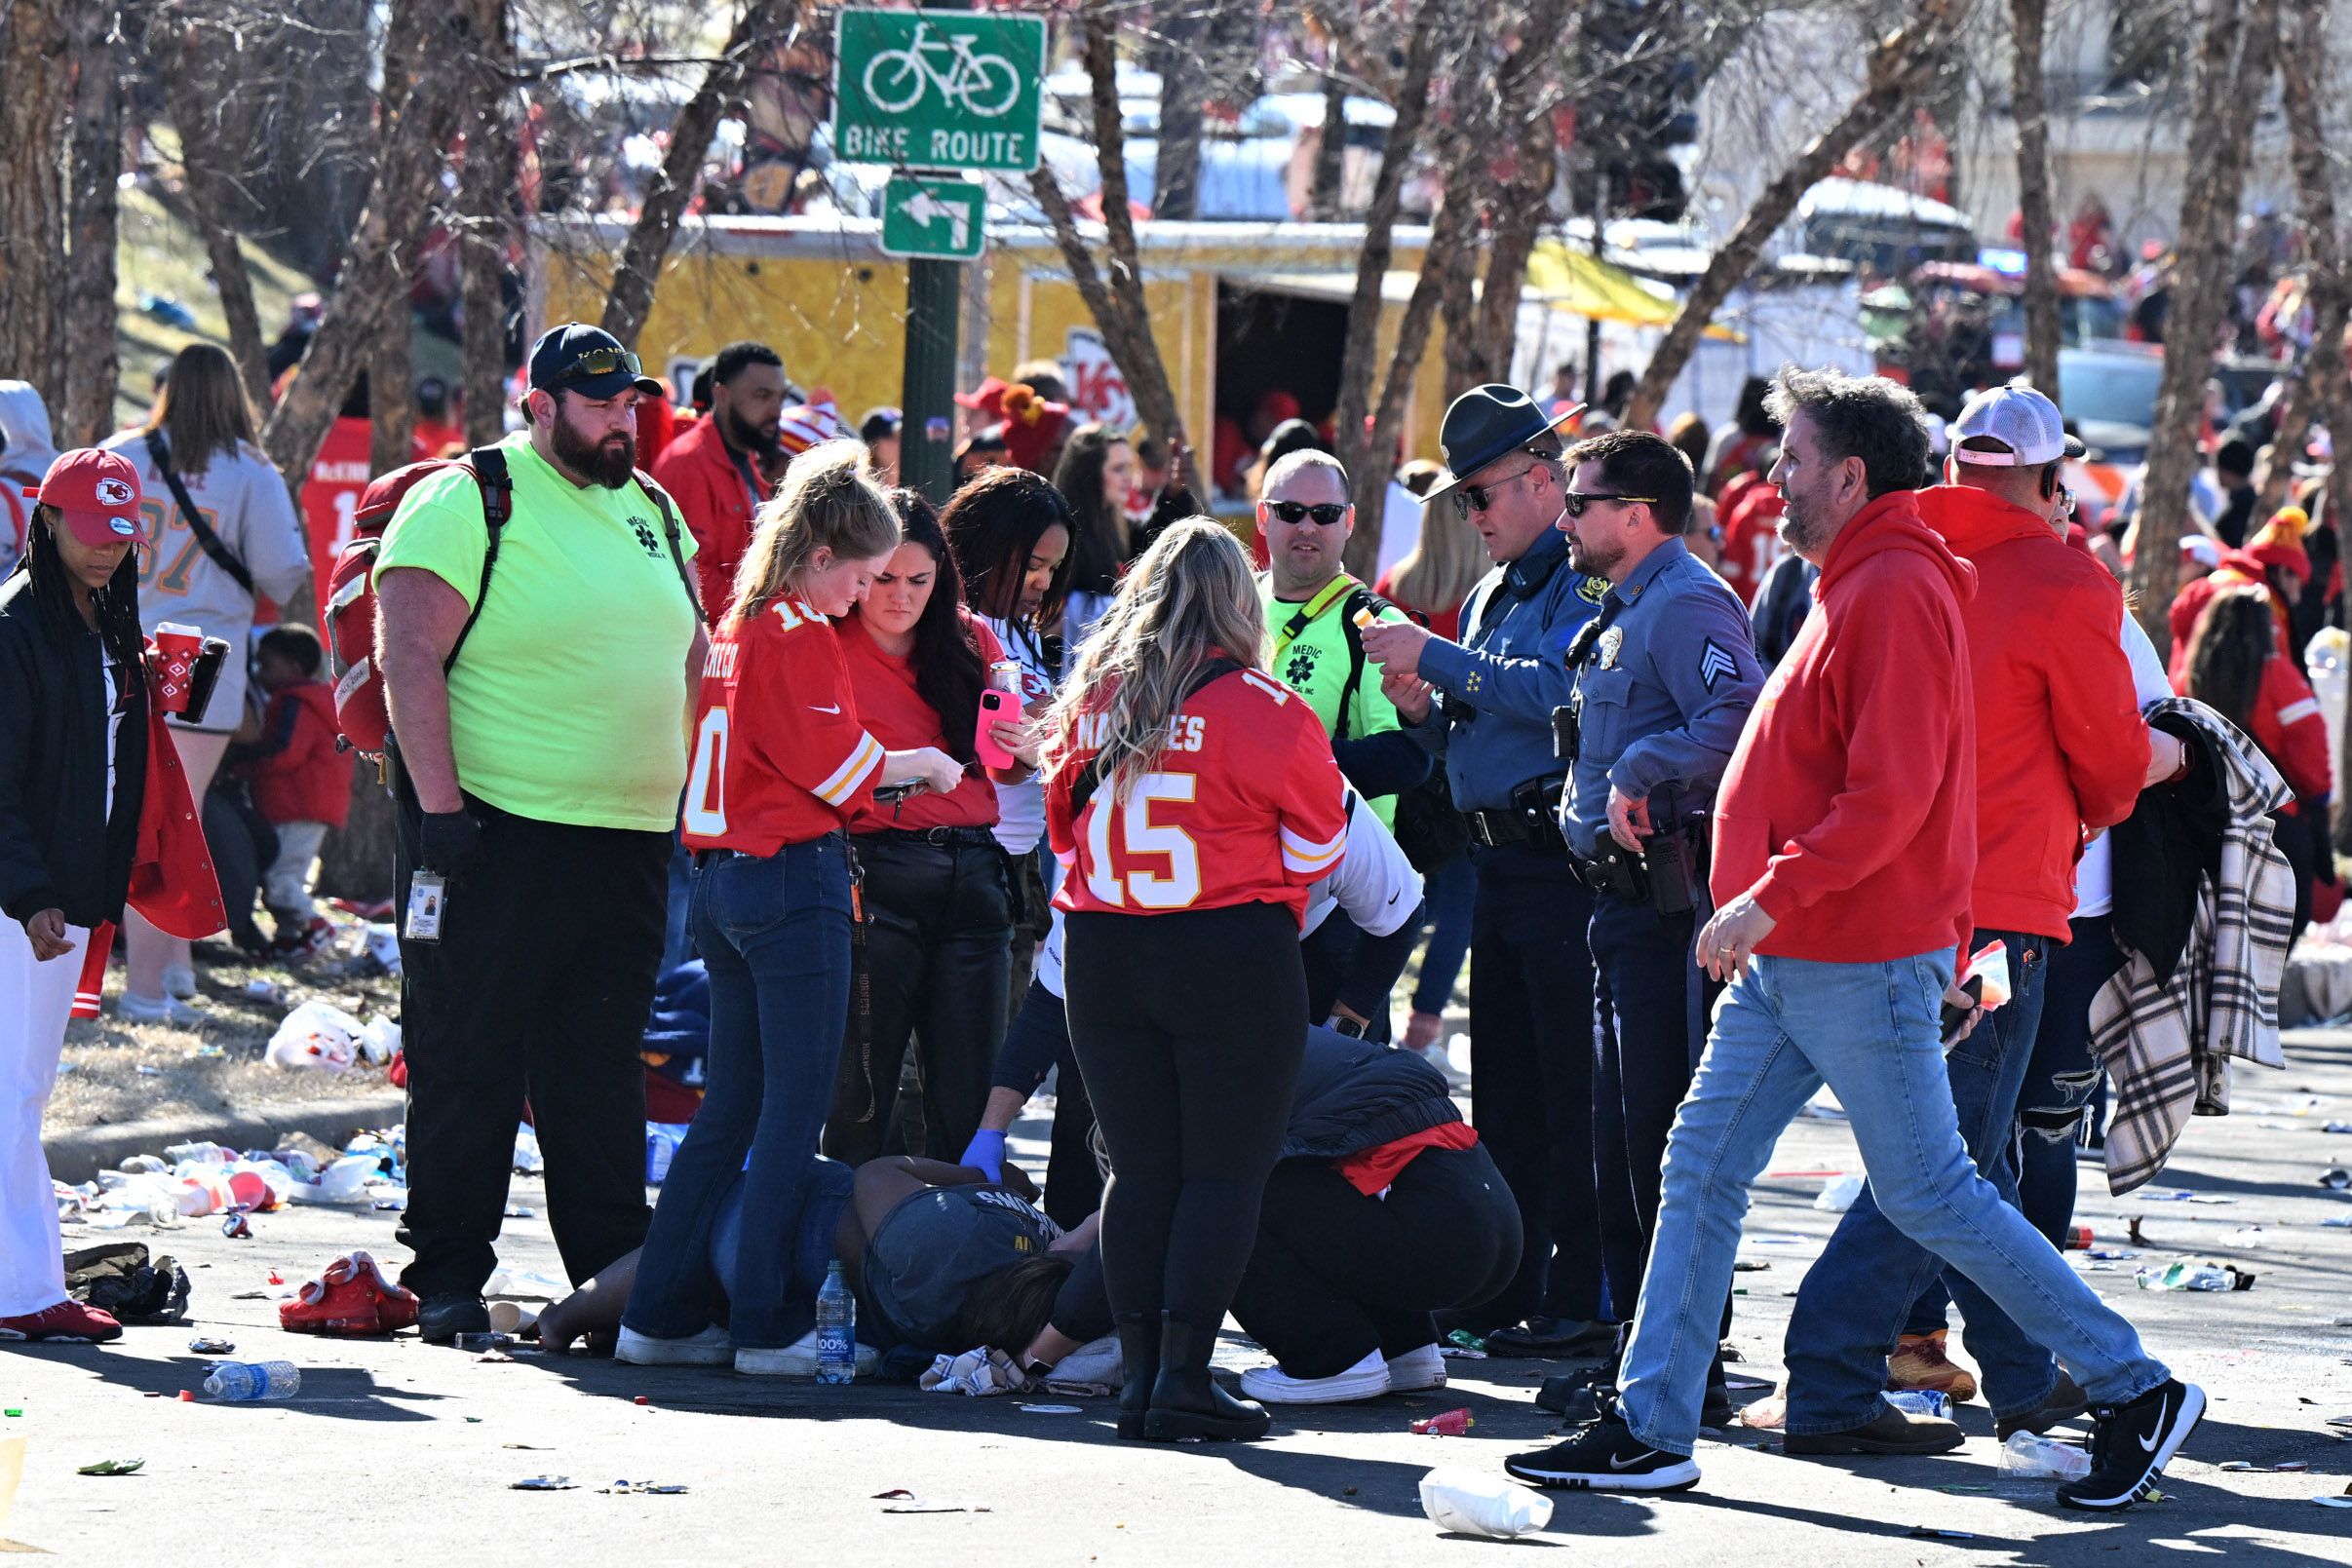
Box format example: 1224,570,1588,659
1424,384,1586,505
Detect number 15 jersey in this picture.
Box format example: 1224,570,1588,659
682,597,884,855
1046,666,1349,926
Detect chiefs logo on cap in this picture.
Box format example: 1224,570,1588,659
95,477,135,507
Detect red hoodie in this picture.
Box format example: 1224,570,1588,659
1712,489,1978,962
2167,552,2289,683
1916,485,2150,939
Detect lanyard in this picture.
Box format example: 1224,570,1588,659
1269,576,1358,667
728,447,767,517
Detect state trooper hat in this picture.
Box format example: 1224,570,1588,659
1425,384,1586,505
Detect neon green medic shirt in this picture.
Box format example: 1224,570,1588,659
1257,572,1407,826
373,434,701,831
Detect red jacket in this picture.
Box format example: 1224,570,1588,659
74,689,226,1017
238,680,352,828
1713,489,1979,963
1716,478,1786,606
1916,486,2150,938
2174,654,2333,813
2167,553,2288,683
650,414,767,615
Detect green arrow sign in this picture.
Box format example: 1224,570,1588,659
832,8,1047,173
881,176,986,260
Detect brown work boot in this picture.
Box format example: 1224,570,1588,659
1783,1398,1966,1456
1885,1328,1979,1403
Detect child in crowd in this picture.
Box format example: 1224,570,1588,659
228,623,349,956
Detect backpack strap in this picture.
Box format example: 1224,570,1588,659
1066,657,1244,820
145,431,255,596
443,446,513,675
636,469,707,625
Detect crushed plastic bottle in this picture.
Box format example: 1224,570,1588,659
1998,1430,2092,1479
815,1260,856,1385
2134,1259,2233,1291
202,1360,301,1401
1813,1173,1866,1212
1885,1390,1952,1419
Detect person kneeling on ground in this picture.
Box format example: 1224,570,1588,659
538,1154,1112,1384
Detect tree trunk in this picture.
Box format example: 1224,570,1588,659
1330,19,1446,524
2009,0,2063,400
600,0,795,349
1308,71,1348,220
0,0,70,420
1438,191,1486,402
260,0,494,497
60,5,124,445
460,6,518,447
149,13,275,411
1152,2,1208,222
370,311,415,477
2125,0,2280,644
1625,0,1974,432
1470,113,1561,390
314,767,398,903
1024,1,1187,447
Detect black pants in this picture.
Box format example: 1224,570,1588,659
992,977,1105,1230
825,834,1012,1166
1230,1143,1522,1377
1467,844,1601,1327
393,788,665,1299
1066,902,1306,1331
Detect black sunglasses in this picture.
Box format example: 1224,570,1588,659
1562,491,1659,518
1265,500,1348,527
1451,454,1555,518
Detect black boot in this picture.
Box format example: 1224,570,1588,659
1144,1316,1271,1442
1114,1314,1160,1439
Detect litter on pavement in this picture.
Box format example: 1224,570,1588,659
1417,1468,1551,1540
511,1476,578,1491
75,1460,143,1477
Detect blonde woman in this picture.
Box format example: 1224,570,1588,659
1044,518,1349,1442
620,442,961,1375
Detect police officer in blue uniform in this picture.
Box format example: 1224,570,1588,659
1363,384,1610,1357
1551,429,1763,1405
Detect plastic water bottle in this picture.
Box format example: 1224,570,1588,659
202,1360,300,1401
815,1260,855,1385
1884,1389,1951,1419
1998,1430,2092,1479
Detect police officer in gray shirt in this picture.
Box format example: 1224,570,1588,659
1551,429,1763,1401
1364,384,1611,1358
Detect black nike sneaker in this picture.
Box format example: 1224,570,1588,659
1503,1403,1701,1493
2056,1379,2205,1511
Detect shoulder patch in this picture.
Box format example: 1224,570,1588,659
1699,639,1740,692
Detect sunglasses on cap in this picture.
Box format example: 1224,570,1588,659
1264,500,1348,527
1561,490,1660,518
545,346,648,388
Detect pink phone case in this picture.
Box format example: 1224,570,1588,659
976,688,1022,769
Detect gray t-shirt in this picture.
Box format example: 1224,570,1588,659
863,1186,1061,1348
101,433,310,732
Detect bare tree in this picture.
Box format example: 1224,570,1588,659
1152,5,1211,222
460,3,519,447
148,12,275,408
599,0,800,349
369,313,416,477
2125,0,2281,641
1625,0,1976,432
2009,0,2062,399
0,0,71,419
60,4,127,445
1027,0,1188,447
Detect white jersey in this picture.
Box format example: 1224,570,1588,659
2071,602,2173,919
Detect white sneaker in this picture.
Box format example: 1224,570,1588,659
1385,1342,1447,1392
735,1328,877,1377
1045,1334,1121,1387
1239,1350,1391,1405
115,992,201,1025
161,963,198,1000
614,1323,732,1366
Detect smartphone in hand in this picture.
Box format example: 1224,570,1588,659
1940,975,1986,1047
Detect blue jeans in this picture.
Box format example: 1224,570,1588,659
1411,855,1476,1016
1786,931,2068,1431
708,1158,857,1318
621,837,854,1349
1616,949,2168,1457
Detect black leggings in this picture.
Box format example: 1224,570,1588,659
1229,1143,1522,1377
1064,902,1306,1332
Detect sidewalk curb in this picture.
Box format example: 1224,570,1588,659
44,1092,405,1184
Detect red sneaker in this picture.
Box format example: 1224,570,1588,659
279,1250,420,1336
0,1299,125,1343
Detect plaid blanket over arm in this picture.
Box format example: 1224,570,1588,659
2089,698,2294,1195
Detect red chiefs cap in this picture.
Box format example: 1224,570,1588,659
34,448,146,549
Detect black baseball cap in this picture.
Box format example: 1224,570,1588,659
526,324,665,399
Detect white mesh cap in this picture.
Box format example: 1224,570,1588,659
1949,384,2083,466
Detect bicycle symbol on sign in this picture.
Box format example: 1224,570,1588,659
861,20,1022,119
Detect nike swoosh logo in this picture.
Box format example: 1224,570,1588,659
1609,1449,1662,1471
809,704,841,714
1387,891,1401,904
2139,1396,2168,1452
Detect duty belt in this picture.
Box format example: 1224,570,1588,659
1465,802,1565,850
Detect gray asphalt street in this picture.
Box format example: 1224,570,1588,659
9,1032,2352,1564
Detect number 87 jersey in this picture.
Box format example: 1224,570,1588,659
1046,667,1351,926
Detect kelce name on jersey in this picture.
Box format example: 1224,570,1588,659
1072,710,1208,754
703,641,742,680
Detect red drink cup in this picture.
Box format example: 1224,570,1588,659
152,623,203,714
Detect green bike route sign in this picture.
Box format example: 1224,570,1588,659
831,8,1048,173
880,176,987,260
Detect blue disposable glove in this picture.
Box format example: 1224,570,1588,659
959,1128,1007,1182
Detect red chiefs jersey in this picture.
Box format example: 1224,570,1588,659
1716,479,1788,605
1046,666,1349,925
683,597,885,855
